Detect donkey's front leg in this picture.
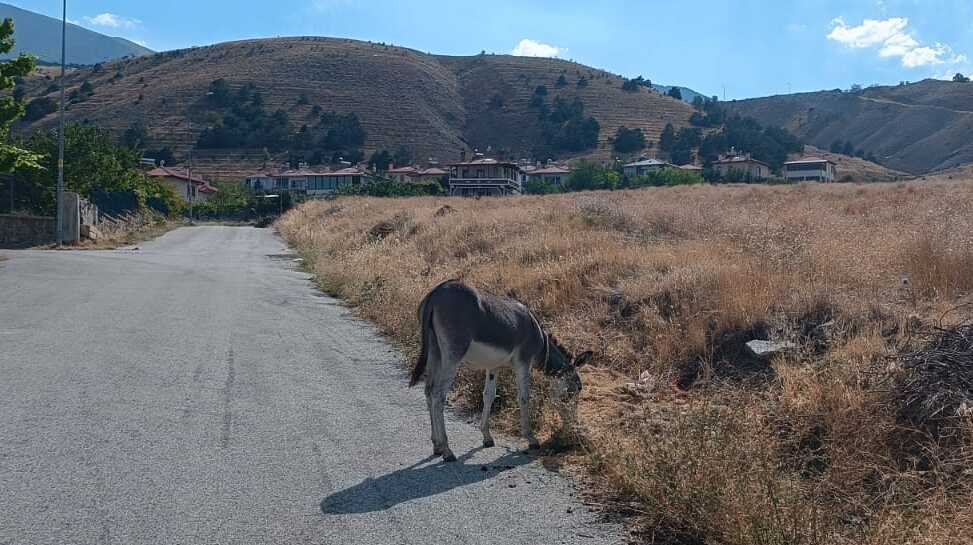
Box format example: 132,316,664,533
481,371,498,448
517,365,539,450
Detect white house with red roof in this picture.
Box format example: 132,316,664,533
523,162,573,187
147,167,217,203
712,153,772,180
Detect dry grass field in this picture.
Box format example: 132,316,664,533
277,181,973,544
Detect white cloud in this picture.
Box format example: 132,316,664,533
827,16,965,68
511,39,563,58
82,13,141,30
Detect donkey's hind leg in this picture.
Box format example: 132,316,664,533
429,337,467,462
481,371,498,448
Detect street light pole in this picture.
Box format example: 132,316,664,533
188,147,194,221
56,0,67,245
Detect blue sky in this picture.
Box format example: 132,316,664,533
12,0,973,99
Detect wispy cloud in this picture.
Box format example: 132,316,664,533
827,16,965,68
511,39,563,58
82,13,142,30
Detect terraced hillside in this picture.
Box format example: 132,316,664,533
14,37,694,180
727,79,973,174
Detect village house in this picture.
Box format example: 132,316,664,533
387,165,449,185
245,164,375,196
622,158,674,178
147,166,218,203
523,162,572,187
448,156,524,197
783,157,837,182
712,153,772,180
306,167,371,197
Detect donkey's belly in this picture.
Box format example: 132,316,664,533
462,341,514,371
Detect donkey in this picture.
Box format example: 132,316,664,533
409,279,592,462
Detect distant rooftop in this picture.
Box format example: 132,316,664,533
623,158,672,168
784,157,835,165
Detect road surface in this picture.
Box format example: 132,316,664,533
0,226,621,545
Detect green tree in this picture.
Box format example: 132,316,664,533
0,18,41,172
23,96,55,121
368,149,393,171
953,73,971,83
524,178,562,194
207,78,232,107
667,87,683,100
19,124,180,214
564,160,619,191
392,145,413,166
121,121,149,149
658,123,676,152
612,126,646,154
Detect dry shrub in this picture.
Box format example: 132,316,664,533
276,181,973,544
894,324,973,440
594,398,825,545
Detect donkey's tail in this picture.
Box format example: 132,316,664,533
409,293,435,387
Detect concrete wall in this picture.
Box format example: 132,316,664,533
0,214,55,248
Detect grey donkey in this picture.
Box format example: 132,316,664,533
409,279,592,462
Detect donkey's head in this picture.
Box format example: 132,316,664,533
545,336,593,398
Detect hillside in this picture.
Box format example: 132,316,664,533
13,37,694,181
0,2,152,65
797,145,909,182
727,79,973,174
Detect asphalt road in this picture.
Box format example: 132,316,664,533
0,226,621,545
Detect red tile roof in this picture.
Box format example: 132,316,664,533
147,167,217,193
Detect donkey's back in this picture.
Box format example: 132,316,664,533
410,280,543,386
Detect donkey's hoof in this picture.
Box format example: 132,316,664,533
443,452,457,463
527,441,540,451
483,438,495,448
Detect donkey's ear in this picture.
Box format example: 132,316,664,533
573,351,593,367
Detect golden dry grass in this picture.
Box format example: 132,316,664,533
278,181,973,544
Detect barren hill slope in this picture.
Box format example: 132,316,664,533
726,79,973,174
15,37,693,180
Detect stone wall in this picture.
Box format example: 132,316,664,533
0,214,55,248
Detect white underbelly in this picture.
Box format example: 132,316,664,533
462,341,514,371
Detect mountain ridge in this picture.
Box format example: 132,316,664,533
0,2,152,65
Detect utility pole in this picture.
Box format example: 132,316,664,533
56,0,67,245
187,147,194,221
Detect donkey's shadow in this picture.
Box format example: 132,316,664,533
320,448,531,514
